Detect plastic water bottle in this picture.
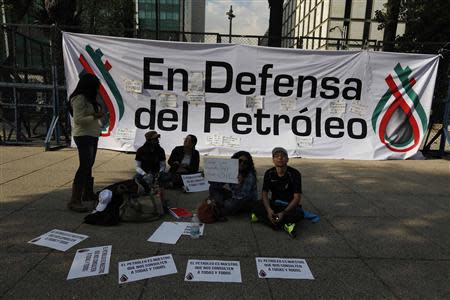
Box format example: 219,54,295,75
190,214,200,239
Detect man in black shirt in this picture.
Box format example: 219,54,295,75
252,147,304,238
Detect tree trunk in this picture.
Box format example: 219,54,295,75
382,0,401,51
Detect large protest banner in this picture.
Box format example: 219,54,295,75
62,32,439,159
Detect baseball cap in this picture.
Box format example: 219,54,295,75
272,147,288,157
95,189,113,212
145,130,160,140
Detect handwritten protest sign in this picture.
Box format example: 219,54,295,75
185,260,241,283
204,158,238,184
118,254,177,284
255,257,314,280
181,173,209,192
67,245,112,280
28,229,88,251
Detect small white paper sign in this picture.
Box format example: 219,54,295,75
350,101,367,116
67,245,112,280
186,91,205,105
185,260,242,283
204,158,239,184
222,136,241,148
181,173,210,192
255,257,314,280
147,222,188,244
280,97,297,111
182,222,205,236
118,254,177,284
206,133,223,146
115,128,136,140
124,79,143,94
189,72,204,92
296,136,314,148
330,101,346,115
159,93,178,108
246,96,264,109
28,229,88,252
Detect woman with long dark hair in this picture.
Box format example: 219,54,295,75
167,134,200,188
208,150,258,215
68,73,105,212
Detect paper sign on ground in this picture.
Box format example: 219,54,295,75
28,229,88,251
118,254,177,284
181,173,210,192
147,222,188,244
67,245,112,280
204,158,238,184
255,257,314,280
185,260,241,283
182,222,205,236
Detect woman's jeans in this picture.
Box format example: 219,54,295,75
74,136,98,185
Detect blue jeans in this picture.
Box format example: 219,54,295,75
74,136,98,185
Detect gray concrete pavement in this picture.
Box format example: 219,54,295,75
1,146,449,299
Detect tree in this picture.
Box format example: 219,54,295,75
378,0,401,52
267,0,283,47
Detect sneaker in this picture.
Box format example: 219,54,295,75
283,223,297,238
250,213,258,222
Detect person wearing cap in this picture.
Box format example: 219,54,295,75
135,131,167,191
166,134,200,188
251,147,303,238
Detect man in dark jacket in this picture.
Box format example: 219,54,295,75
167,134,200,188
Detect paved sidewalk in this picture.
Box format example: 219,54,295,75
1,146,449,299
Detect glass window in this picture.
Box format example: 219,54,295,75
330,0,345,18
323,0,329,22
306,0,310,13
351,0,366,19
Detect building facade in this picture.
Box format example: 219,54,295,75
281,0,405,49
136,0,205,41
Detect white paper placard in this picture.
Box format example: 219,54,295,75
222,136,241,148
124,79,143,94
350,101,367,116
182,222,205,236
330,101,347,115
280,97,297,111
246,96,264,109
296,136,314,148
206,133,223,146
28,229,88,252
114,128,136,140
118,254,177,284
147,222,188,244
159,93,178,108
181,173,210,192
204,158,239,184
67,245,112,280
186,91,205,105
189,72,204,92
255,257,314,280
184,260,242,283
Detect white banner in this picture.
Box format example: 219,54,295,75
255,257,314,280
63,32,440,159
28,229,88,252
118,254,177,284
184,260,242,283
67,245,112,280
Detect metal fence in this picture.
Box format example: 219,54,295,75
0,23,448,152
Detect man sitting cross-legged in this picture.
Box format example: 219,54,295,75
251,147,304,238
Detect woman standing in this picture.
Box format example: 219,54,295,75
68,73,105,212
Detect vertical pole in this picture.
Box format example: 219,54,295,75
155,0,160,40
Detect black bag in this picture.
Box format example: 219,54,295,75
84,186,125,226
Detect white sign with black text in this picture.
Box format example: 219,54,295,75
67,245,112,280
28,229,88,252
181,173,210,192
118,254,177,284
255,257,314,280
204,158,238,184
184,259,242,283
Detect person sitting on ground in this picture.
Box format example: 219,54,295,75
167,134,200,188
251,147,303,238
135,130,167,192
209,151,258,215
